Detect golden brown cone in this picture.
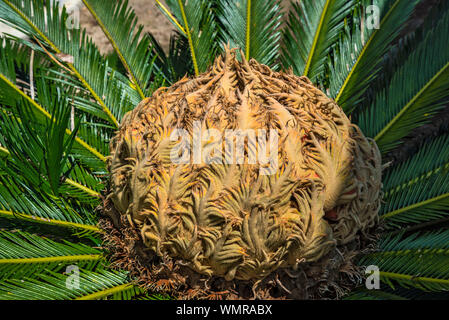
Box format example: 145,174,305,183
107,48,382,282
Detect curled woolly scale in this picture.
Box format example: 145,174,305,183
107,48,382,282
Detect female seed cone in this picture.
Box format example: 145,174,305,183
107,48,382,282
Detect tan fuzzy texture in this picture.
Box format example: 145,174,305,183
107,48,382,283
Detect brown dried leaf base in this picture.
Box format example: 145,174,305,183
99,206,378,300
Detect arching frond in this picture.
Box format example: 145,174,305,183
328,0,419,113
383,134,449,199
380,168,449,228
0,0,120,127
217,0,283,68
281,0,356,82
82,0,159,98
0,39,106,167
0,95,102,205
0,230,102,280
159,0,218,75
0,269,130,300
359,231,449,291
0,169,99,230
357,7,449,154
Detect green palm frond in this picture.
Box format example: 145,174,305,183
0,163,99,232
357,6,449,154
0,95,78,196
359,231,449,291
0,269,131,300
0,230,102,280
217,0,283,68
105,285,171,300
0,209,101,236
42,60,140,126
380,167,449,228
159,0,218,75
0,141,101,202
281,0,356,82
383,134,449,199
0,89,101,201
82,0,159,98
0,37,106,167
65,164,104,196
379,124,449,230
0,0,120,127
149,32,193,83
328,0,419,113
104,285,146,300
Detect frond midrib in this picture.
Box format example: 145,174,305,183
365,248,449,258
75,283,133,300
0,254,102,264
381,192,449,220
380,271,449,286
155,0,186,35
245,0,252,60
81,0,146,100
385,162,449,198
177,0,199,76
303,0,331,77
0,209,102,233
374,60,449,142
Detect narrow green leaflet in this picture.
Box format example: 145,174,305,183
358,8,449,154
359,231,449,291
82,0,159,98
281,0,356,82
218,0,283,68
0,269,130,300
328,0,419,113
0,230,102,280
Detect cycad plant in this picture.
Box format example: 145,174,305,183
0,0,448,300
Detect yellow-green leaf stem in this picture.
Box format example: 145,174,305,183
177,0,199,76
0,209,102,233
3,0,119,128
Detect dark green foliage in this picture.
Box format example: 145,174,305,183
380,134,449,228
359,231,449,291
0,0,448,299
281,0,356,82
357,7,449,154
327,0,420,112
217,0,283,68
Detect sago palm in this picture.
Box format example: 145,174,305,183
0,0,448,300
